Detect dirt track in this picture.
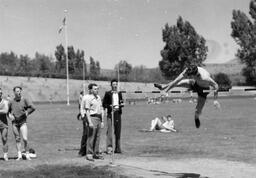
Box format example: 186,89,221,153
1,156,256,178
106,157,256,178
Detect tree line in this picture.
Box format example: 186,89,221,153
0,45,165,83
0,44,101,80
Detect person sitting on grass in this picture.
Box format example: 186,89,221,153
149,115,177,132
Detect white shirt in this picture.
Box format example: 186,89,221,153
80,94,90,117
162,120,175,130
85,94,103,115
112,92,119,109
0,99,8,114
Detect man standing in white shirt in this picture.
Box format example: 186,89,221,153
154,65,221,128
84,83,104,161
78,90,89,157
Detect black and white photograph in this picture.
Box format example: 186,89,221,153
0,0,255,177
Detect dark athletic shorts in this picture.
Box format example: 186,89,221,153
190,82,210,99
0,114,8,130
12,115,27,128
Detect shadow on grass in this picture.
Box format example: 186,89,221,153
139,146,207,157
150,170,209,178
0,164,130,178
0,156,19,161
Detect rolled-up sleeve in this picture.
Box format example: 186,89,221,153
80,96,86,117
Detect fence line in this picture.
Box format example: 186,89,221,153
119,88,256,94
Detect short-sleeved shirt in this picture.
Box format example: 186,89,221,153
78,94,82,108
162,120,175,130
9,97,35,123
80,94,90,117
0,99,8,129
85,94,103,115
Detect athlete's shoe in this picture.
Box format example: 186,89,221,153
195,118,200,128
16,156,22,161
25,153,31,160
154,83,163,90
86,155,94,162
16,152,22,161
3,153,8,161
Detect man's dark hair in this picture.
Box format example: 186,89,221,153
88,83,97,90
111,79,118,85
186,65,198,76
13,86,22,91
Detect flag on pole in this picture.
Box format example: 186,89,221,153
58,17,66,34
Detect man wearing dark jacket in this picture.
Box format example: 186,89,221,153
103,79,124,154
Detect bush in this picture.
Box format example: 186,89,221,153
214,72,232,91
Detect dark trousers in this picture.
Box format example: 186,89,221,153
78,120,87,156
86,117,101,156
106,111,121,152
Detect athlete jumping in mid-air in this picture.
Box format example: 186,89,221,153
154,65,221,128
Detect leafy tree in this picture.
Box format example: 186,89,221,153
115,60,132,81
214,73,232,91
130,65,147,82
75,49,86,75
0,51,17,66
89,57,97,79
95,61,101,77
17,55,33,74
0,51,18,73
34,52,54,74
231,0,256,85
159,16,208,79
54,44,66,73
54,44,86,76
67,46,76,74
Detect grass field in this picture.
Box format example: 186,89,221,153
0,97,256,177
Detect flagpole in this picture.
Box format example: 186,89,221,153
64,9,70,106
117,63,120,91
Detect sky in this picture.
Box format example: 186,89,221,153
0,0,252,69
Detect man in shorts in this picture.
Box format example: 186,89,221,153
9,86,36,160
0,88,9,161
154,65,220,128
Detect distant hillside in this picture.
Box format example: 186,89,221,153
0,75,160,102
204,58,245,84
0,76,112,103
204,58,244,75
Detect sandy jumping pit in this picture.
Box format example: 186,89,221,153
105,157,256,178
